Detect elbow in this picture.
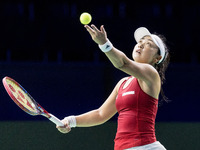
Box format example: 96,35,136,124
114,65,124,70
113,55,128,69
113,62,126,70
112,58,126,69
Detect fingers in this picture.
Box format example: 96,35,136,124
91,24,100,32
85,24,103,34
84,24,107,45
56,118,71,134
84,25,95,35
57,124,71,134
100,25,106,34
57,125,71,133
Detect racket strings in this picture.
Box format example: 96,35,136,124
6,79,39,115
3,77,63,126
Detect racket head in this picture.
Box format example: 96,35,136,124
2,76,42,116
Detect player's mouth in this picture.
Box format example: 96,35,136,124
136,49,141,54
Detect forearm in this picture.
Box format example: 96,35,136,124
98,39,129,69
105,47,128,69
84,25,129,68
75,109,106,127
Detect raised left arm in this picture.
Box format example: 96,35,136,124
85,24,160,86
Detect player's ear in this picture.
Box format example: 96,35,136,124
154,55,162,64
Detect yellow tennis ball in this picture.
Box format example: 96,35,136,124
80,12,92,25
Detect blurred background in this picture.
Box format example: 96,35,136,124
0,0,199,149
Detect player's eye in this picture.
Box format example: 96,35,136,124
147,42,151,45
138,40,143,43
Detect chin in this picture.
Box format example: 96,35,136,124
132,56,141,63
134,59,147,64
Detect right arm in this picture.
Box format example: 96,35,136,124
57,77,127,133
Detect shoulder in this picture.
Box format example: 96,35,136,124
142,63,159,75
140,63,161,84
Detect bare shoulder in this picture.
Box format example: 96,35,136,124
141,63,160,82
142,63,159,74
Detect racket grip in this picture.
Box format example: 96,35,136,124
49,113,64,126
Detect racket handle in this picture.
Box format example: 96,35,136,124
49,113,64,126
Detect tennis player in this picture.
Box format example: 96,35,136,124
57,25,170,150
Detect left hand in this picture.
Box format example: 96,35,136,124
85,24,108,45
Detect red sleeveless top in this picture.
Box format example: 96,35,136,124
114,77,158,150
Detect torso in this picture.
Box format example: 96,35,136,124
114,76,158,150
121,76,160,99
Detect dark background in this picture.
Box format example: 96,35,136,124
0,1,199,150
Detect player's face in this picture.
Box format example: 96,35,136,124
132,36,160,65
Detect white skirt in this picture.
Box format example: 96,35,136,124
124,141,166,150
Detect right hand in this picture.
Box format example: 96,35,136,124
56,118,71,134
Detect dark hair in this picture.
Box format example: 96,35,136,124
154,34,170,104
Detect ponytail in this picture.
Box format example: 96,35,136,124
154,34,170,104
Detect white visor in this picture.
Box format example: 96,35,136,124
134,27,165,64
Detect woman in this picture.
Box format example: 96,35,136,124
57,25,170,150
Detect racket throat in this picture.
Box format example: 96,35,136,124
41,113,51,118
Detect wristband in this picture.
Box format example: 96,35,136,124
64,116,76,128
98,39,113,52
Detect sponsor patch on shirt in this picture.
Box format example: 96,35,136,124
122,91,135,96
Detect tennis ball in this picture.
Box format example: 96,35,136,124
80,12,92,25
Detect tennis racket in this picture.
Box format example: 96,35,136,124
2,76,64,126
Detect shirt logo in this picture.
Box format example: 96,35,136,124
106,45,110,49
122,91,135,96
